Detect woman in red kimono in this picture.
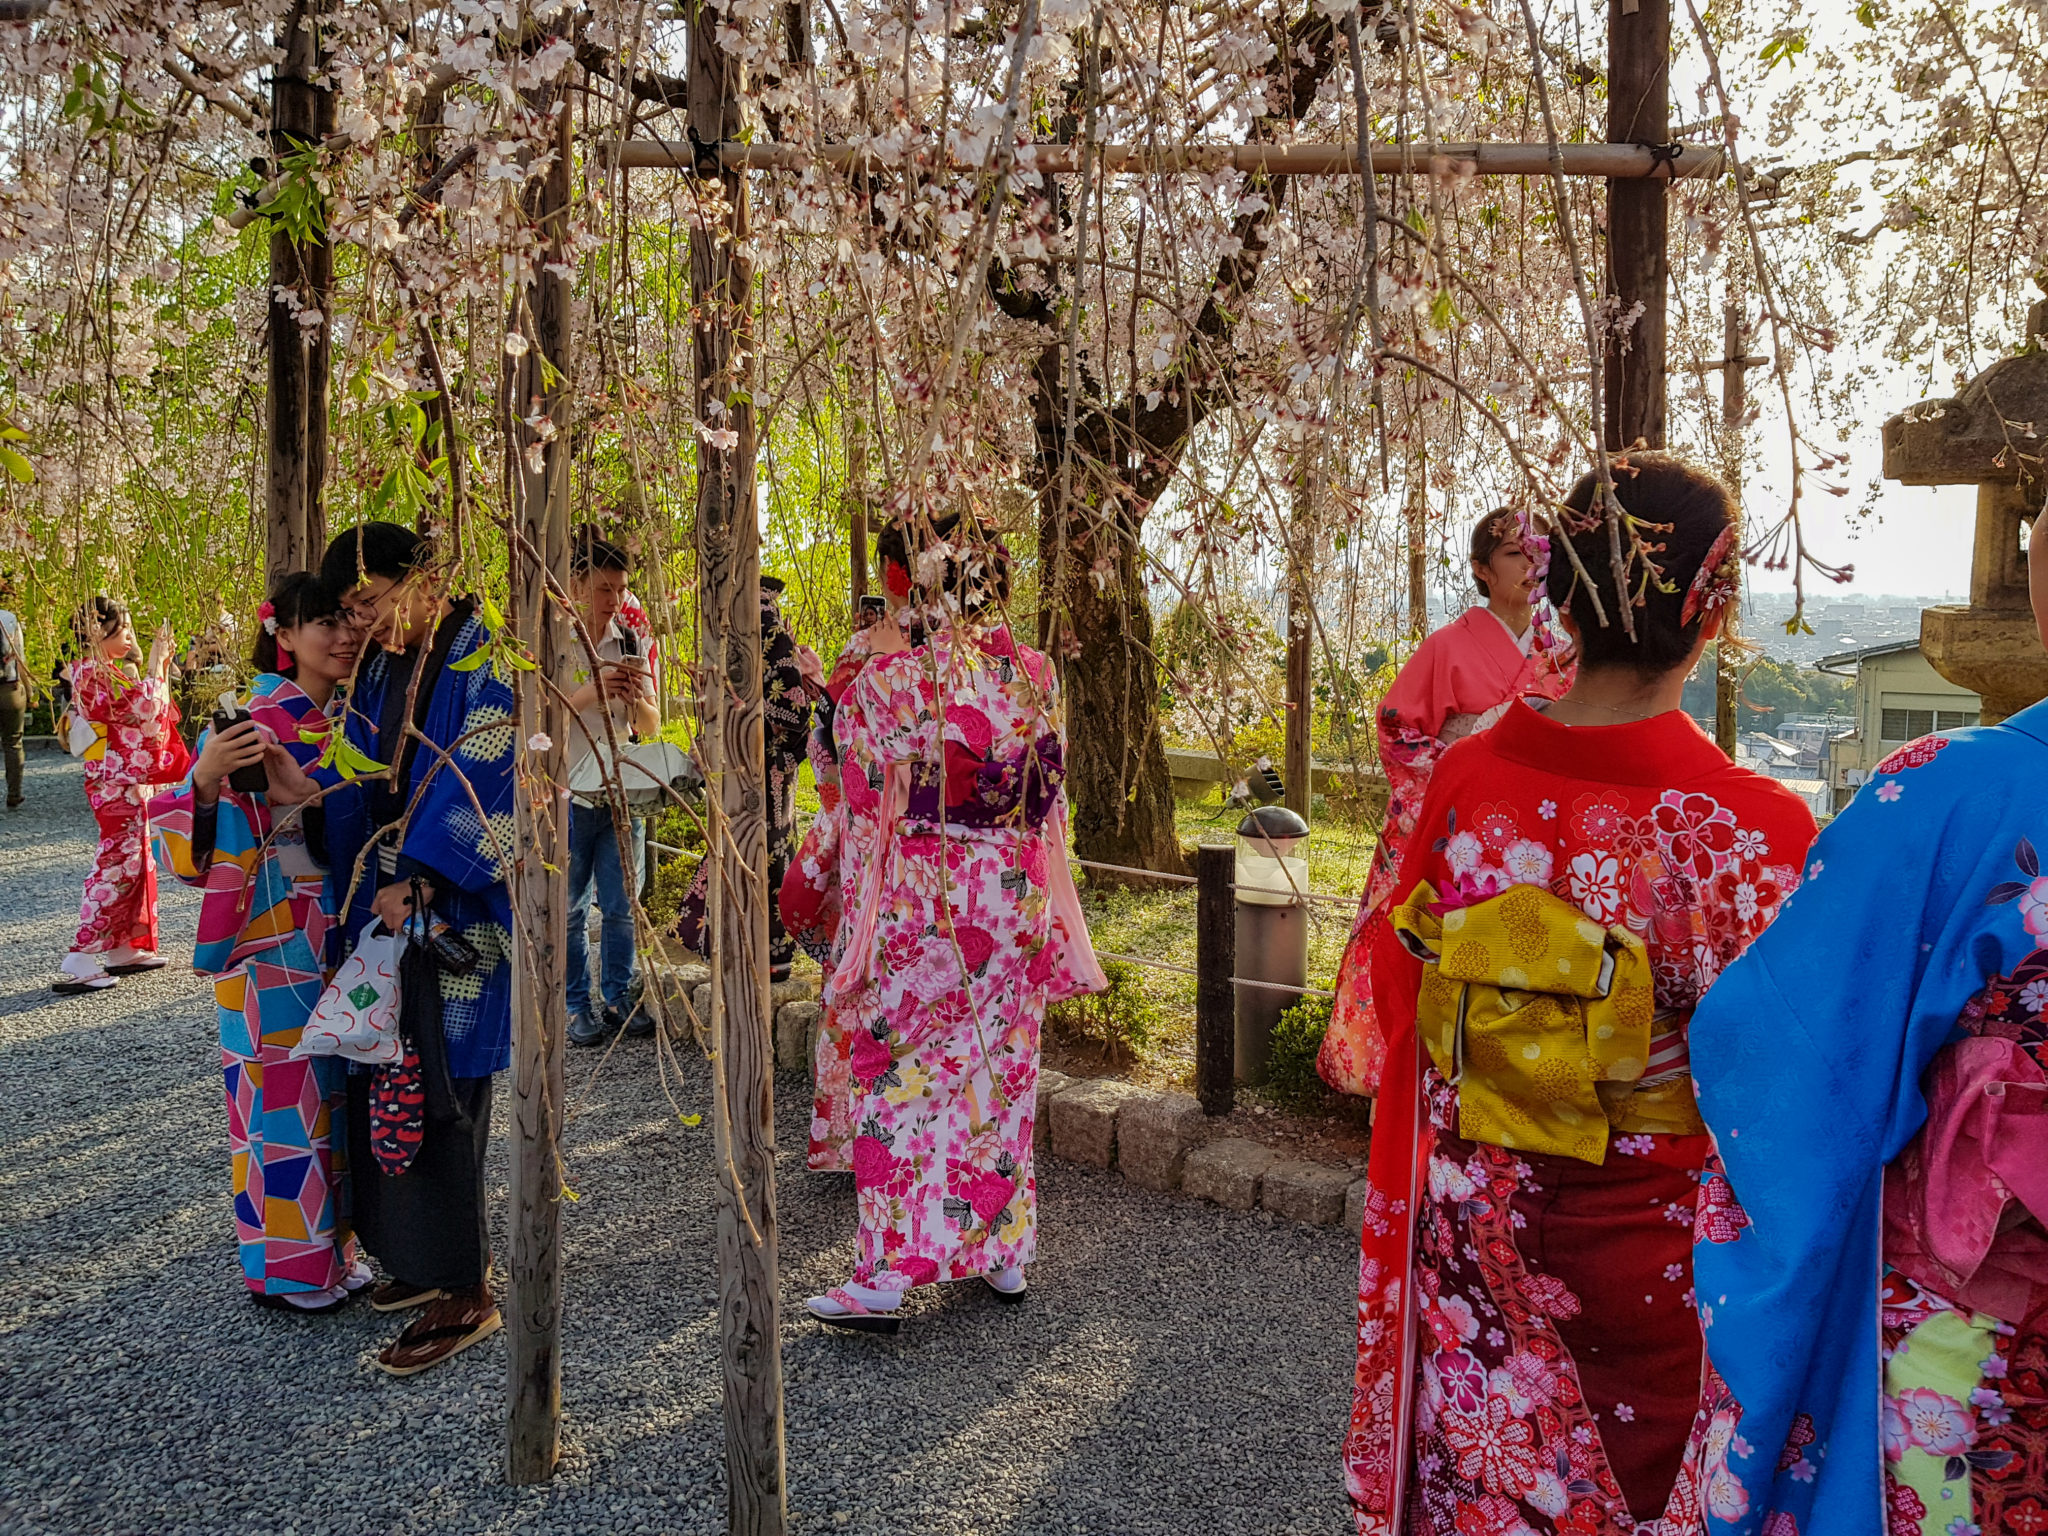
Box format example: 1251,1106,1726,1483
1319,509,1574,1096
1342,454,1819,1536
54,596,189,994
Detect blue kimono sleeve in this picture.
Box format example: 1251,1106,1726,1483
1686,726,2038,1536
397,648,516,898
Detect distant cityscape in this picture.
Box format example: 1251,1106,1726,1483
1739,590,1963,667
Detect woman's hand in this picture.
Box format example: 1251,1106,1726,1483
260,742,320,806
191,720,266,806
146,621,175,683
867,616,911,657
371,878,433,932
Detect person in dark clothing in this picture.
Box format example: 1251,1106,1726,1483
677,575,813,982
0,575,26,807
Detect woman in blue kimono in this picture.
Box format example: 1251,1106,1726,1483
1680,515,2048,1536
269,522,517,1375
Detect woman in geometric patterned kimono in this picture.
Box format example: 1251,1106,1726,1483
1678,507,2048,1536
1319,509,1574,1096
53,596,190,993
1343,455,1819,1536
153,574,373,1311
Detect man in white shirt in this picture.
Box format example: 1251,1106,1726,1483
563,531,660,1047
0,575,25,808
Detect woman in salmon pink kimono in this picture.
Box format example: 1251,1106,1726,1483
1318,509,1574,1096
1344,455,1818,1536
54,596,190,994
1675,506,2048,1536
803,516,1104,1333
152,574,373,1311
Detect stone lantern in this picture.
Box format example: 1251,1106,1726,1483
1881,297,2048,722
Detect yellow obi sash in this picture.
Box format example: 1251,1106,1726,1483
1391,880,1702,1164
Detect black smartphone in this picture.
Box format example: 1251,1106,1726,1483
210,705,269,794
858,594,887,629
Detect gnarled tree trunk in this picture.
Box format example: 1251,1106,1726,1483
1052,499,1184,874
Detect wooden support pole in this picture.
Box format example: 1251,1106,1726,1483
1196,844,1236,1117
612,139,1723,179
505,81,572,1489
1715,294,1745,756
847,424,868,607
1405,467,1429,638
303,19,333,566
690,6,789,1531
1284,477,1312,820
263,0,325,590
1603,0,1671,452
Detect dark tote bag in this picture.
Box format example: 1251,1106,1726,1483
344,913,492,1291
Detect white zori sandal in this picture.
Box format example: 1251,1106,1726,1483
804,1282,904,1335
52,953,118,994
985,1266,1028,1303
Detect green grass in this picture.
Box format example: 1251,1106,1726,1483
1070,791,1377,1090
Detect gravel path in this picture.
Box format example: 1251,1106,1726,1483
0,750,1357,1536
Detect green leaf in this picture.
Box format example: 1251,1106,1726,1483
0,444,33,484
1855,0,1880,24
448,648,487,672
1759,30,1808,70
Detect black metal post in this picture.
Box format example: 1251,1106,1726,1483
1195,843,1235,1116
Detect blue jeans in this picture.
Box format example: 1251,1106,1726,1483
567,800,645,1019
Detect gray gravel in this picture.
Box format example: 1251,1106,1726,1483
0,749,1356,1536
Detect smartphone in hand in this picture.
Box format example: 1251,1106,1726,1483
211,706,270,794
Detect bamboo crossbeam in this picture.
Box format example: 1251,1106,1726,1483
612,139,1724,179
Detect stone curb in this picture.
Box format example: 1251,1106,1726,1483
649,963,1369,1229
1036,1075,1368,1231
652,963,823,1063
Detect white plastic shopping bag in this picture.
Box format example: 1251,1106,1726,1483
291,926,403,1064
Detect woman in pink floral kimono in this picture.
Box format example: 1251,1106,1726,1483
54,596,190,994
804,516,1103,1333
1318,509,1573,1095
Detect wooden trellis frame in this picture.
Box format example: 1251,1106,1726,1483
615,9,1682,1534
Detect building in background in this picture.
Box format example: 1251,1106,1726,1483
1820,640,1983,811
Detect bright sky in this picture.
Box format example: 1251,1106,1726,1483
1744,451,1977,601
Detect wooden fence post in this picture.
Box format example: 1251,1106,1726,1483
505,80,573,1488
689,6,790,1531
1196,843,1235,1116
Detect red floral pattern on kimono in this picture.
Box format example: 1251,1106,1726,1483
1321,609,1572,1097
783,628,876,1173
1345,703,1816,1536
69,656,188,956
827,624,1102,1290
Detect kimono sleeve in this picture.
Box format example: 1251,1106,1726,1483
763,601,813,771
397,652,516,897
1686,732,2031,1536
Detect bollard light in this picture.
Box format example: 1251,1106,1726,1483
1234,805,1310,904
1233,805,1310,1084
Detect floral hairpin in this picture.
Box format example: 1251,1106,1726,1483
258,598,278,635
1680,524,1740,627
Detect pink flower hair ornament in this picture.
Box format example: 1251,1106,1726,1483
257,598,278,635
1680,524,1741,628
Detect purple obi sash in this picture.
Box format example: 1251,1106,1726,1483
902,733,1064,832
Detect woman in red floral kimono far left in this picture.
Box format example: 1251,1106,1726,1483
54,596,189,994
1343,455,1819,1536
